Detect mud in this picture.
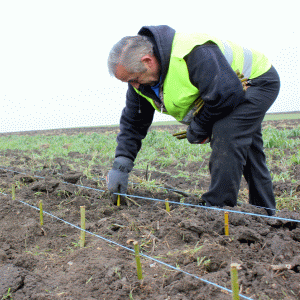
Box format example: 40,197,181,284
0,118,300,300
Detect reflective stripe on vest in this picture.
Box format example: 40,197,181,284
221,40,253,78
221,39,234,65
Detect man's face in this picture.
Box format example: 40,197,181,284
115,55,160,89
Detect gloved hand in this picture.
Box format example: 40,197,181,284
186,119,211,144
106,156,134,205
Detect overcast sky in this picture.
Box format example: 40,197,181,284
0,0,299,133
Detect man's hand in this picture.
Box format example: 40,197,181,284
186,119,211,144
106,156,134,205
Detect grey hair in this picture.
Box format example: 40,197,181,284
107,35,154,76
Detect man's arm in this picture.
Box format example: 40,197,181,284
185,43,245,134
107,84,155,203
115,84,155,161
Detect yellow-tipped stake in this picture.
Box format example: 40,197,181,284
12,183,15,200
231,263,240,300
224,211,229,236
39,200,44,226
80,206,86,248
165,198,170,213
117,194,121,207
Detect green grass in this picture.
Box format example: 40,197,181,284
0,131,118,173
134,130,211,171
0,112,299,211
263,127,300,149
263,112,300,121
0,132,117,158
0,117,299,170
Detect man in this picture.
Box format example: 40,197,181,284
106,25,280,215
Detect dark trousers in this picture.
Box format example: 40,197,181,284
202,66,280,215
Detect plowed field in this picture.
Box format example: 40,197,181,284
1,118,300,300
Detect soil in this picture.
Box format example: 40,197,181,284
1,118,300,300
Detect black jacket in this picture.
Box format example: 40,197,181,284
115,25,245,161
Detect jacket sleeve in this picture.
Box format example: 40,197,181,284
185,43,245,132
115,84,155,162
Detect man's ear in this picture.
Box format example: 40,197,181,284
141,54,154,68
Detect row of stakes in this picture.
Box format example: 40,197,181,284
11,185,242,300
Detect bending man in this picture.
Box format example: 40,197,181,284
106,25,280,215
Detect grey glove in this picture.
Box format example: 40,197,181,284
106,156,134,204
186,118,211,144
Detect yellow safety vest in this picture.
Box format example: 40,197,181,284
135,32,271,122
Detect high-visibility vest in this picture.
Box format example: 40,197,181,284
135,32,272,122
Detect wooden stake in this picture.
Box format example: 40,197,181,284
80,206,86,248
39,200,43,226
12,183,15,200
224,211,229,236
116,187,121,206
145,164,149,181
231,263,240,300
165,198,170,213
133,241,143,280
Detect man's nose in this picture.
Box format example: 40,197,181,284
130,82,140,89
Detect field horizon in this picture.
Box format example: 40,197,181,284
1,111,299,137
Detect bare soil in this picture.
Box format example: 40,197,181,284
1,119,300,300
